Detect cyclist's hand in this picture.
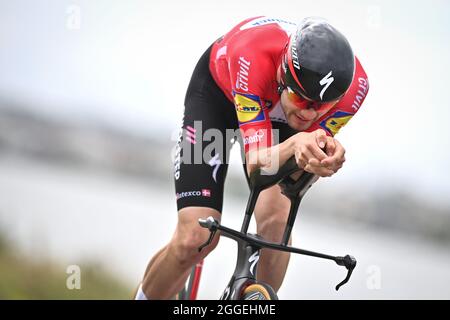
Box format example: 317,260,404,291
318,137,346,174
293,129,332,177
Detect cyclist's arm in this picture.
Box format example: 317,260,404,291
227,51,337,176
245,135,294,175
245,129,330,176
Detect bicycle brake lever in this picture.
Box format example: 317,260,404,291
198,216,219,230
334,255,357,291
198,217,219,252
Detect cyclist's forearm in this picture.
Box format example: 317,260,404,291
245,137,296,174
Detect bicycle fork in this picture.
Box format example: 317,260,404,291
220,237,264,300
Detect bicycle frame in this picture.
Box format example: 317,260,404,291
198,156,357,299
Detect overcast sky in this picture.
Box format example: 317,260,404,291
0,0,449,204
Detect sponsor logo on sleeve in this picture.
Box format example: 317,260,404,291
352,77,369,112
320,111,354,136
243,129,265,145
236,56,251,92
233,92,266,124
176,189,212,200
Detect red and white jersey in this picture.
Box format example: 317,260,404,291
209,16,369,152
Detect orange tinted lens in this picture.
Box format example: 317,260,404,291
286,87,307,107
286,87,336,112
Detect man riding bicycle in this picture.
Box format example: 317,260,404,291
135,16,369,300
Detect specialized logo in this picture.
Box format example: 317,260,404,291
234,92,265,124
208,153,221,183
319,71,334,100
249,251,260,276
220,286,236,300
243,129,265,146
320,111,353,136
220,286,230,300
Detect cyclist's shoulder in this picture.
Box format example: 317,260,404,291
342,56,370,109
310,57,370,136
218,16,293,49
236,16,297,31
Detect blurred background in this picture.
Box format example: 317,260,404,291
0,0,449,299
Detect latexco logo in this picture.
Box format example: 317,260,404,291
176,189,211,200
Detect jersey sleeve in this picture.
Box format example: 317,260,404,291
306,56,369,137
228,50,275,153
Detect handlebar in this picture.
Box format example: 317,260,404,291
198,216,357,291
249,156,304,191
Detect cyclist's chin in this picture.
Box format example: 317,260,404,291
287,115,313,131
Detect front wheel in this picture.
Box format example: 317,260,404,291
240,283,278,300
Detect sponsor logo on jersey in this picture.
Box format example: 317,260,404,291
320,111,353,136
233,92,265,124
236,56,251,92
243,129,265,145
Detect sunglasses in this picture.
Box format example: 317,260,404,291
285,86,338,113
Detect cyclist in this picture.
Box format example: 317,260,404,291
135,16,369,299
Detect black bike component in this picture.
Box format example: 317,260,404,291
197,155,358,295
280,173,317,244
220,235,265,300
234,238,261,280
248,157,300,192
202,219,357,291
247,157,317,244
334,255,357,291
240,189,261,233
198,217,219,252
241,157,307,235
211,222,338,260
